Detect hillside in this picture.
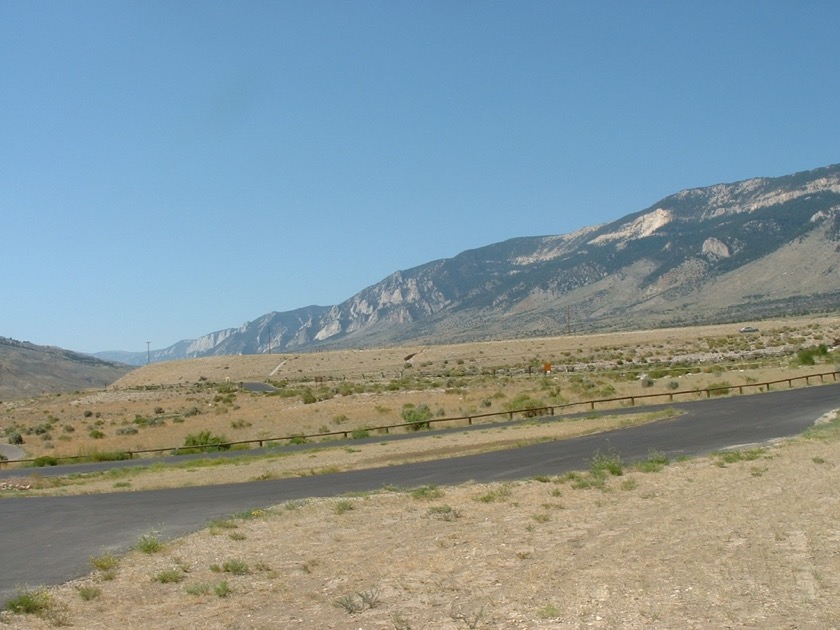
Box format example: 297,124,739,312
0,337,132,400
100,163,840,365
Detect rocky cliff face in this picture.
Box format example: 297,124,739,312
101,163,840,364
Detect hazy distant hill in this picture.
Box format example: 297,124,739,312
0,337,132,399
98,163,840,365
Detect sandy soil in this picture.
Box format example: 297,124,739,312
1,418,838,629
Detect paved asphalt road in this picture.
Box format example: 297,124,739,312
1,382,839,604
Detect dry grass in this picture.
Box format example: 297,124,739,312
2,315,839,463
1,317,840,628
1,409,678,496
1,422,838,629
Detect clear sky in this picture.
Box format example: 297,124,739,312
2,1,838,354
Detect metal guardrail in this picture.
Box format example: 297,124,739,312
2,370,838,468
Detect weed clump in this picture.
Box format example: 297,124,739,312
635,449,670,473
135,533,164,554
4,587,52,616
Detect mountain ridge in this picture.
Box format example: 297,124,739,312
0,337,132,399
96,163,840,365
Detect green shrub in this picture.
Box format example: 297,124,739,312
714,448,766,465
76,585,101,601
334,499,354,514
797,345,828,365
503,394,548,418
79,450,131,463
182,431,230,452
635,449,670,473
427,504,461,521
7,431,23,445
410,485,444,500
5,588,51,614
90,552,120,572
401,403,433,430
32,455,58,467
154,569,185,583
185,582,211,596
135,533,164,554
590,448,623,477
474,483,513,503
707,381,731,396
562,470,606,490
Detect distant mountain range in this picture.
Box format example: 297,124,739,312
96,163,840,366
0,337,131,399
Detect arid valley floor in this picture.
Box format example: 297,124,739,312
1,317,840,628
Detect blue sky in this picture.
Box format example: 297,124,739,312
2,1,838,354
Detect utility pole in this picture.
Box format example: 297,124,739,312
146,341,151,365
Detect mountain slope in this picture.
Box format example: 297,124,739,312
0,337,132,399
100,163,840,364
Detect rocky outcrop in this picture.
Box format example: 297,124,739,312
98,163,840,365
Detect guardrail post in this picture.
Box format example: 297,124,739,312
467,417,472,425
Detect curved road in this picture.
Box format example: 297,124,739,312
1,382,838,604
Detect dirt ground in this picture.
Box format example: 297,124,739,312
3,315,839,463
2,317,840,628
1,413,838,629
